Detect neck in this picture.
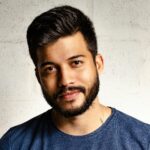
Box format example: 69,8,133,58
51,98,111,136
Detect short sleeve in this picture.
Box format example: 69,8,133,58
0,129,12,150
148,142,150,150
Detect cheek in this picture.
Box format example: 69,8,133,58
40,76,57,93
75,66,97,86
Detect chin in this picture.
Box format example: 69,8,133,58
55,101,90,118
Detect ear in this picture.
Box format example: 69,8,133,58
95,54,104,75
35,67,41,85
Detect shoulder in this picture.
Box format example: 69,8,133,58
113,108,150,148
9,109,51,134
115,108,150,132
0,109,51,149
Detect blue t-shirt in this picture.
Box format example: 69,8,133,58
0,108,150,150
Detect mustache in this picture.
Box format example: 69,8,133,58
54,86,86,99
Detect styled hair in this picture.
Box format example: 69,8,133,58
27,5,97,66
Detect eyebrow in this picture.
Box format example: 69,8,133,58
67,55,85,60
40,62,54,68
40,55,85,68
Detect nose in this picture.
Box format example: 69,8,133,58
58,67,74,87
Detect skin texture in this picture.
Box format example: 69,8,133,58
36,31,111,135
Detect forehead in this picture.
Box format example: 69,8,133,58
37,32,92,65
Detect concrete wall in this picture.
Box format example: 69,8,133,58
0,0,150,136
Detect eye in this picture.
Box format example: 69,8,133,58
44,65,57,74
71,60,83,67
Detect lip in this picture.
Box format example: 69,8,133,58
59,91,80,101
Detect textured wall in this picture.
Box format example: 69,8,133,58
0,0,150,136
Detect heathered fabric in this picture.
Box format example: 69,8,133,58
0,108,150,150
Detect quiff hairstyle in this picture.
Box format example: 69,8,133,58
27,5,98,66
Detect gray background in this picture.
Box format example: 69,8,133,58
0,0,150,137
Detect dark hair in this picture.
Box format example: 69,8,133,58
27,5,97,66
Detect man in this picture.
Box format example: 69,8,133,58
0,5,150,150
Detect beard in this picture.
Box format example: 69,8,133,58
41,73,100,118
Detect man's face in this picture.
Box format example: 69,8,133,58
36,32,103,117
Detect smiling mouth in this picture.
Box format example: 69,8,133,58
58,90,80,101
